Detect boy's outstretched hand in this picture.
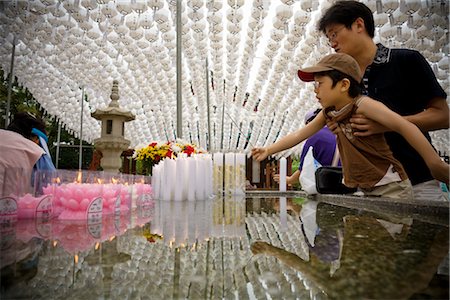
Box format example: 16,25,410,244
251,147,269,161
430,160,450,185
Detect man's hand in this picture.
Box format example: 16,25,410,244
251,147,269,162
350,113,389,136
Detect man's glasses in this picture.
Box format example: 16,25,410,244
326,26,346,46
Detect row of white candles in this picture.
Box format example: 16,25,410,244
151,152,247,201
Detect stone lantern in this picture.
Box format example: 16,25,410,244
91,80,135,173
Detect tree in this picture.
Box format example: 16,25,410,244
0,69,93,169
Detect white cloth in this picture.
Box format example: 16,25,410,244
0,129,44,197
413,179,448,201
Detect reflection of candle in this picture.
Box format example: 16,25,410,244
279,158,287,192
280,197,287,231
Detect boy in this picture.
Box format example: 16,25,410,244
251,53,449,198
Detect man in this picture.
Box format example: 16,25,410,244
318,1,449,199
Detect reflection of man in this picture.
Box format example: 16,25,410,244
251,203,449,299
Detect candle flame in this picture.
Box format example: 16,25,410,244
109,236,116,241
111,178,118,184
54,177,61,184
95,242,100,250
74,255,79,264
53,240,58,247
76,171,82,183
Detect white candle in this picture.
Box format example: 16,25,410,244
279,157,287,192
187,157,197,201
213,152,224,196
174,157,186,201
152,164,161,200
204,154,213,198
167,159,177,200
195,155,205,200
224,153,235,196
235,153,246,196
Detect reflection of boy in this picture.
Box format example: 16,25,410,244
251,206,449,299
252,53,449,198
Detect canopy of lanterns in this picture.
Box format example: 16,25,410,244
0,0,448,156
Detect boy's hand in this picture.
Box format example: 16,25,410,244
430,160,450,185
251,241,275,255
274,174,293,185
251,147,269,162
350,114,389,136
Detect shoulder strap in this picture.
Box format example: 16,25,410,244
331,141,340,167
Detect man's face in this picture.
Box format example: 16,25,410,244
325,23,357,56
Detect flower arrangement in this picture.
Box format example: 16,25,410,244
133,140,205,175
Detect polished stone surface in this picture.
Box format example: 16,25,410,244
1,195,448,299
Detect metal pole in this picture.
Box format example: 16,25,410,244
176,0,182,139
5,35,16,128
55,121,61,169
220,94,225,150
205,58,212,151
79,88,85,170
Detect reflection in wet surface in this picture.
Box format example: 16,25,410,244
1,196,448,299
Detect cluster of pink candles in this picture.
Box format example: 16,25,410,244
1,170,153,221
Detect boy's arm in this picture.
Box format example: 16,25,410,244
357,97,449,184
251,113,325,162
351,97,449,136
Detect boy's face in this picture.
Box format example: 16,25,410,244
313,75,339,109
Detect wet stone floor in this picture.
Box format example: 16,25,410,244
1,195,449,299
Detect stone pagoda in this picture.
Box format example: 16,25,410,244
91,80,135,173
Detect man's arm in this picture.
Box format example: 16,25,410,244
357,97,449,184
351,97,449,136
404,97,449,131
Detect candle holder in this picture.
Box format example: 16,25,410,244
17,169,56,220
53,170,104,220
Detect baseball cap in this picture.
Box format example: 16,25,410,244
297,53,362,83
304,108,321,124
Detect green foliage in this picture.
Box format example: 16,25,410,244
0,69,93,169
291,156,301,190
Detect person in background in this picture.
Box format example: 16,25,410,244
318,0,449,199
0,112,55,196
273,108,338,188
252,53,449,198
